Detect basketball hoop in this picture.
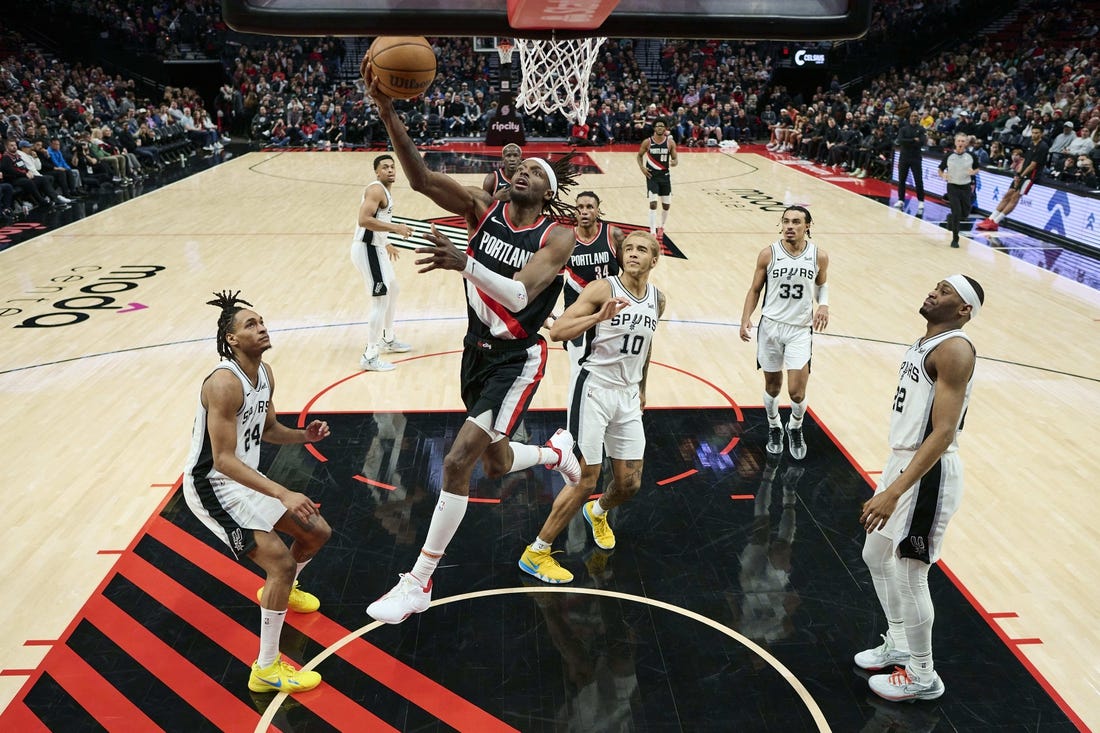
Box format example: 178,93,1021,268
514,37,606,125
496,39,515,66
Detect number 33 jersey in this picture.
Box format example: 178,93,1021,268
577,276,661,388
761,240,819,328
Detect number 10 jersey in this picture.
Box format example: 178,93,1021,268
576,276,661,388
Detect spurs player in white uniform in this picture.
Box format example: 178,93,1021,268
519,231,666,583
740,205,830,460
183,291,333,694
856,275,983,704
351,154,415,372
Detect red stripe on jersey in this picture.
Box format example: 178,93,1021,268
475,286,528,338
504,339,547,435
564,267,588,290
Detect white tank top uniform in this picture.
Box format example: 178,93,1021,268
756,240,820,371
353,181,393,249
568,276,661,463
877,329,976,563
183,360,286,559
761,240,819,327
351,181,398,295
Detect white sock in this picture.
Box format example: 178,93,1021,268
649,209,656,233
508,443,553,473
294,559,310,582
409,491,468,585
257,607,287,668
788,399,806,428
990,211,1005,223
763,392,781,426
909,650,934,678
660,209,669,227
532,537,552,551
589,498,607,516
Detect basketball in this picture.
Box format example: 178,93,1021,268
366,36,437,100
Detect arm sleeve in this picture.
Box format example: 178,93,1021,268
462,257,529,312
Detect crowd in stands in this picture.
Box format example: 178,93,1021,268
0,23,237,222
4,0,1100,225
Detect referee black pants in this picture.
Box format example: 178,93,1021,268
946,183,971,239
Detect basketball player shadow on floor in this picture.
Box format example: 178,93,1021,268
859,693,942,733
520,583,641,729
725,455,804,668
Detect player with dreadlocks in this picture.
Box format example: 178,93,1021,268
365,77,584,625
182,290,333,693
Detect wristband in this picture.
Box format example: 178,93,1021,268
816,283,829,306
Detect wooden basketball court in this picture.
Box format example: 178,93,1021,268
2,145,1097,730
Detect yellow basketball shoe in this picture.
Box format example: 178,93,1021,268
248,656,322,694
582,500,616,550
518,545,574,584
256,581,320,613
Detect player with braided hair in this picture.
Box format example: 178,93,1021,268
183,291,333,693
366,79,584,625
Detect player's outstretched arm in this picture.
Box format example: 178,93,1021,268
371,80,489,220
550,279,621,342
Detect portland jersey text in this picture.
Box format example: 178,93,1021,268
644,136,672,175
577,276,660,387
466,199,564,340
564,222,619,309
890,330,975,452
762,240,819,328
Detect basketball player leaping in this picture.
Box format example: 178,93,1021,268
365,78,585,624
856,275,984,703
183,291,332,694
482,142,523,196
637,118,677,240
739,205,830,460
520,231,666,583
352,154,415,372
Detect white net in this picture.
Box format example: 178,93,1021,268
514,37,606,125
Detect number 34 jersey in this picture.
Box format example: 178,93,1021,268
761,240,820,328
577,276,661,388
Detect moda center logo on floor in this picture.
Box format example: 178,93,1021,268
2,265,166,328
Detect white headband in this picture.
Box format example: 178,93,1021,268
945,274,981,319
525,157,557,195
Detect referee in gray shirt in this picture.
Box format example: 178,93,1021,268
938,132,981,248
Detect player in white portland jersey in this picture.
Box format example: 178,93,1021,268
182,292,333,695
519,232,666,584
856,275,984,704
350,154,415,372
740,205,830,460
